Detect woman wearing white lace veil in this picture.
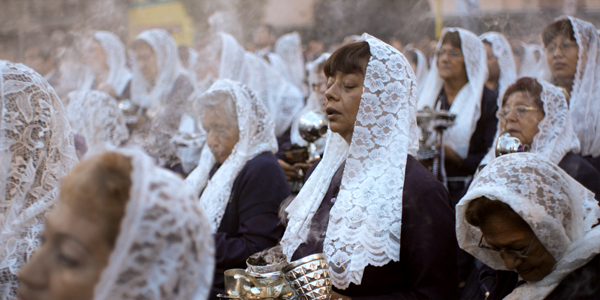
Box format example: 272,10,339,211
281,34,458,299
195,32,304,138
479,77,600,198
274,32,307,93
185,79,290,297
518,44,547,78
417,28,498,203
0,61,78,300
16,148,214,300
65,90,129,159
402,45,428,96
542,16,600,173
129,29,195,168
457,153,600,300
81,31,132,99
480,32,517,103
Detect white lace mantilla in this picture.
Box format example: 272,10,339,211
418,28,488,159
281,33,419,289
274,32,307,93
66,90,129,152
93,147,214,300
404,46,429,97
457,153,600,300
479,79,580,167
0,61,78,300
184,79,277,232
94,31,132,96
479,32,517,104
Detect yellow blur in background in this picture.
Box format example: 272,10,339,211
129,0,194,46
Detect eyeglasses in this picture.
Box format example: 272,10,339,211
312,81,327,92
496,105,541,119
478,235,536,259
436,49,462,58
546,42,578,54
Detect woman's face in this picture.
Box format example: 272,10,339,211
546,34,579,85
480,214,556,282
500,91,545,146
82,39,108,78
195,38,221,84
325,71,364,143
436,42,467,82
17,203,113,300
201,101,240,164
485,43,500,83
133,41,158,85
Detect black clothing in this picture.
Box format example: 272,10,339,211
558,152,600,201
293,155,459,299
210,152,291,298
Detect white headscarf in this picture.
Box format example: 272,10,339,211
66,90,129,151
480,32,518,103
0,61,78,300
131,29,188,109
217,32,304,137
457,153,600,300
94,31,132,96
274,32,306,92
92,148,214,300
552,16,600,158
184,79,278,232
519,44,546,78
281,33,419,289
418,28,488,159
480,79,580,167
290,53,330,147
404,46,428,97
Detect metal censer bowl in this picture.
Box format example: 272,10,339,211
298,111,328,143
495,131,530,157
245,253,288,299
282,254,332,300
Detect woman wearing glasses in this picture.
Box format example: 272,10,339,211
479,77,600,199
542,16,600,173
456,153,600,300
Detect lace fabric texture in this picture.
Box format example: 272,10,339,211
290,53,330,148
519,44,550,80
94,31,132,96
418,28,488,159
456,153,600,300
274,32,307,92
0,61,78,300
218,32,304,137
66,90,129,152
405,46,429,97
184,79,278,232
480,32,517,103
93,147,214,300
555,16,600,158
130,29,189,109
281,33,419,289
480,79,580,166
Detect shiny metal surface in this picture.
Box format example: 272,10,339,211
495,131,530,157
298,111,328,143
224,269,250,297
282,254,331,300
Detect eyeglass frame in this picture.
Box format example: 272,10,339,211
546,42,578,55
436,49,463,59
478,234,536,259
496,105,542,119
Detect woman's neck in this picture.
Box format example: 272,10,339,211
485,79,498,91
555,77,574,95
443,76,468,106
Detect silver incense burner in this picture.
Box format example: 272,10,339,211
297,111,328,161
495,131,530,157
416,107,457,185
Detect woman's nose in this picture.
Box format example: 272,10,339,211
501,253,523,271
324,84,338,103
18,248,49,291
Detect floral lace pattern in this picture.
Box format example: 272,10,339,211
418,28,488,159
94,31,132,96
184,79,278,232
457,153,600,300
0,61,78,300
479,79,580,166
557,16,600,158
480,32,517,103
281,34,419,289
66,90,129,152
93,148,214,300
217,33,304,137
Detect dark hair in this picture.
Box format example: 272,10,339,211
441,31,461,49
502,77,545,111
465,197,531,231
542,19,576,47
403,49,418,66
324,41,371,77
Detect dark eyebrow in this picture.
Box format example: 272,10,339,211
45,217,92,254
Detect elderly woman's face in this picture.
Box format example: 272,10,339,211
480,214,556,282
201,100,240,164
325,71,364,143
500,91,545,146
133,41,158,85
546,34,579,85
436,43,467,82
17,203,113,300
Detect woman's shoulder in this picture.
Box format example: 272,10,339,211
546,254,600,299
242,152,282,175
558,152,600,197
403,155,452,205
